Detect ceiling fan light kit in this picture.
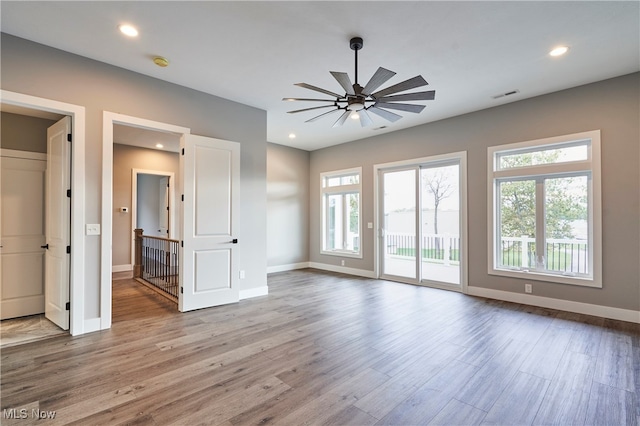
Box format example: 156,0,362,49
284,37,435,128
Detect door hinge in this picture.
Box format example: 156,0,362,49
181,148,185,155
181,194,184,202
181,240,183,247
66,245,71,254
166,206,169,211
180,287,183,294
65,302,70,311
66,189,71,198
67,134,72,143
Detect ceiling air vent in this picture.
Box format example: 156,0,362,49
492,89,520,100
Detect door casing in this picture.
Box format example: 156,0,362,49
0,90,85,335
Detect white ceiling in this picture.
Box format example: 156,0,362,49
2,1,638,151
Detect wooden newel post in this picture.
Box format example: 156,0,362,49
134,228,144,278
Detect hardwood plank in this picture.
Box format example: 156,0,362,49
456,338,535,411
594,330,635,391
519,325,574,380
533,350,594,425
427,398,487,425
2,270,639,425
481,371,550,425
584,381,637,426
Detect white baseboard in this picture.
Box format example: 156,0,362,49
467,286,640,323
308,262,377,279
112,264,132,273
267,262,310,274
239,286,269,300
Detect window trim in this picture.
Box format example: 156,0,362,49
321,167,363,258
487,130,602,288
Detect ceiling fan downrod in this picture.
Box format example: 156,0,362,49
350,37,363,85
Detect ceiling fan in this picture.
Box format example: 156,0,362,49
283,37,435,128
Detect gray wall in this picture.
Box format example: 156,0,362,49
112,144,179,267
2,34,267,319
1,112,56,153
266,143,310,268
310,73,639,311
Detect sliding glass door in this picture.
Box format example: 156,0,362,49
379,156,464,287
381,168,418,280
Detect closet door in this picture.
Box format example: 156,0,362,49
0,152,47,319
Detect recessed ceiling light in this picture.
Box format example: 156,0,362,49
549,46,569,57
155,143,164,149
118,24,138,37
288,133,296,139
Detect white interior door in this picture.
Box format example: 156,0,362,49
179,134,240,312
0,152,47,319
45,116,71,329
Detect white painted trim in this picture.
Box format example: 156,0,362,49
130,168,176,267
467,286,640,323
308,262,377,279
239,286,269,299
373,151,468,292
267,262,310,274
487,130,602,288
102,112,190,331
83,318,102,334
1,90,86,336
112,264,132,273
0,149,46,161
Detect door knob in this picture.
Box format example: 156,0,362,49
41,244,49,249
232,239,238,244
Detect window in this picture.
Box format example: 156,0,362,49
488,131,601,287
321,168,361,257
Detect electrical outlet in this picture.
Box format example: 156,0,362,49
525,283,532,294
341,260,345,266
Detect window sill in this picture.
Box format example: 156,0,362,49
321,250,362,259
489,267,601,288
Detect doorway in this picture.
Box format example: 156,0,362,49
103,112,242,328
376,152,468,291
1,91,85,335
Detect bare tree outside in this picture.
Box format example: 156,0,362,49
422,167,455,235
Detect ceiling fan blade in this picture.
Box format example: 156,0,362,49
377,90,436,102
295,83,343,98
362,67,396,96
287,105,336,114
305,108,341,123
330,71,355,95
283,98,338,102
368,106,403,122
375,102,426,113
358,110,374,127
332,110,351,128
371,75,428,98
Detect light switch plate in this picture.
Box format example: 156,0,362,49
86,224,101,235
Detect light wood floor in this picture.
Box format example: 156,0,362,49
1,269,639,425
